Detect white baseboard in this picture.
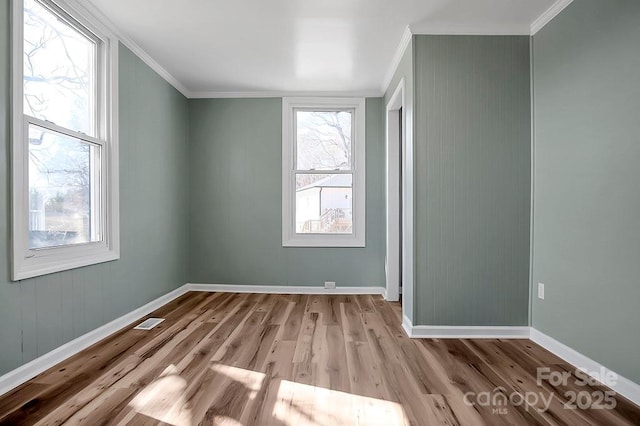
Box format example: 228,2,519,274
187,283,385,295
3,284,637,411
0,283,382,397
401,321,640,405
401,315,530,339
402,314,413,337
530,328,640,406
0,284,190,398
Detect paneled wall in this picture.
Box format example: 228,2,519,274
0,0,189,376
188,98,386,287
531,0,640,383
8,0,635,386
413,35,531,326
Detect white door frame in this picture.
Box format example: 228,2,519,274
385,79,406,303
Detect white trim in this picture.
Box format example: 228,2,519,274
381,26,412,95
401,316,530,339
378,2,574,96
400,78,415,326
190,90,382,99
27,116,105,146
0,283,382,396
384,80,405,302
3,286,638,409
187,283,385,295
531,328,640,406
0,284,190,398
11,0,120,281
281,97,366,247
408,326,531,339
410,24,530,36
402,314,413,337
16,0,572,100
528,35,536,325
80,0,189,97
530,0,574,35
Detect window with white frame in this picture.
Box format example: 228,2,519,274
282,98,366,247
12,0,119,280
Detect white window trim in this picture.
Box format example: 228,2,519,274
11,0,120,281
282,97,366,247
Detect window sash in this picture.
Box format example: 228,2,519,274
22,0,106,251
24,0,102,137
293,107,356,172
293,170,354,236
26,115,105,147
11,0,120,280
292,170,353,174
25,116,105,250
282,97,366,247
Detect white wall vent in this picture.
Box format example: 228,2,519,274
134,318,165,330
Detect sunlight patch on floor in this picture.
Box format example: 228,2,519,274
272,379,408,426
129,364,407,426
128,365,192,426
211,363,267,399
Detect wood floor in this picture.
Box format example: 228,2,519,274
0,292,638,425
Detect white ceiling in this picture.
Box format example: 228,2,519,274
87,0,557,96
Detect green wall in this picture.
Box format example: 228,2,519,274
413,35,531,326
0,1,189,375
2,0,636,388
531,0,640,383
188,98,386,287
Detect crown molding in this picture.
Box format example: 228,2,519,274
379,19,535,96
410,24,530,36
189,90,383,99
381,26,413,95
82,0,190,97
530,0,574,35
83,0,575,99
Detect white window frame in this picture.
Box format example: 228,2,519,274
11,0,120,281
282,97,366,247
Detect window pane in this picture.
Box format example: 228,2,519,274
296,174,352,234
296,110,352,171
28,124,100,249
23,0,96,135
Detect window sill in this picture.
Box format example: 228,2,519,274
283,235,365,248
12,244,119,281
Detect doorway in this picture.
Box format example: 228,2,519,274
385,80,405,302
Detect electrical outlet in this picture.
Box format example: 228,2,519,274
324,281,336,289
538,283,545,300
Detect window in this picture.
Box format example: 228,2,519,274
12,0,119,280
282,98,366,247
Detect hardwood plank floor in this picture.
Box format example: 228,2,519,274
0,292,638,425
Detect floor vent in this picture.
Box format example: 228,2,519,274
134,318,165,330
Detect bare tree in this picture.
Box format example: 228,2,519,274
296,111,352,188
24,0,94,242
24,1,91,122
